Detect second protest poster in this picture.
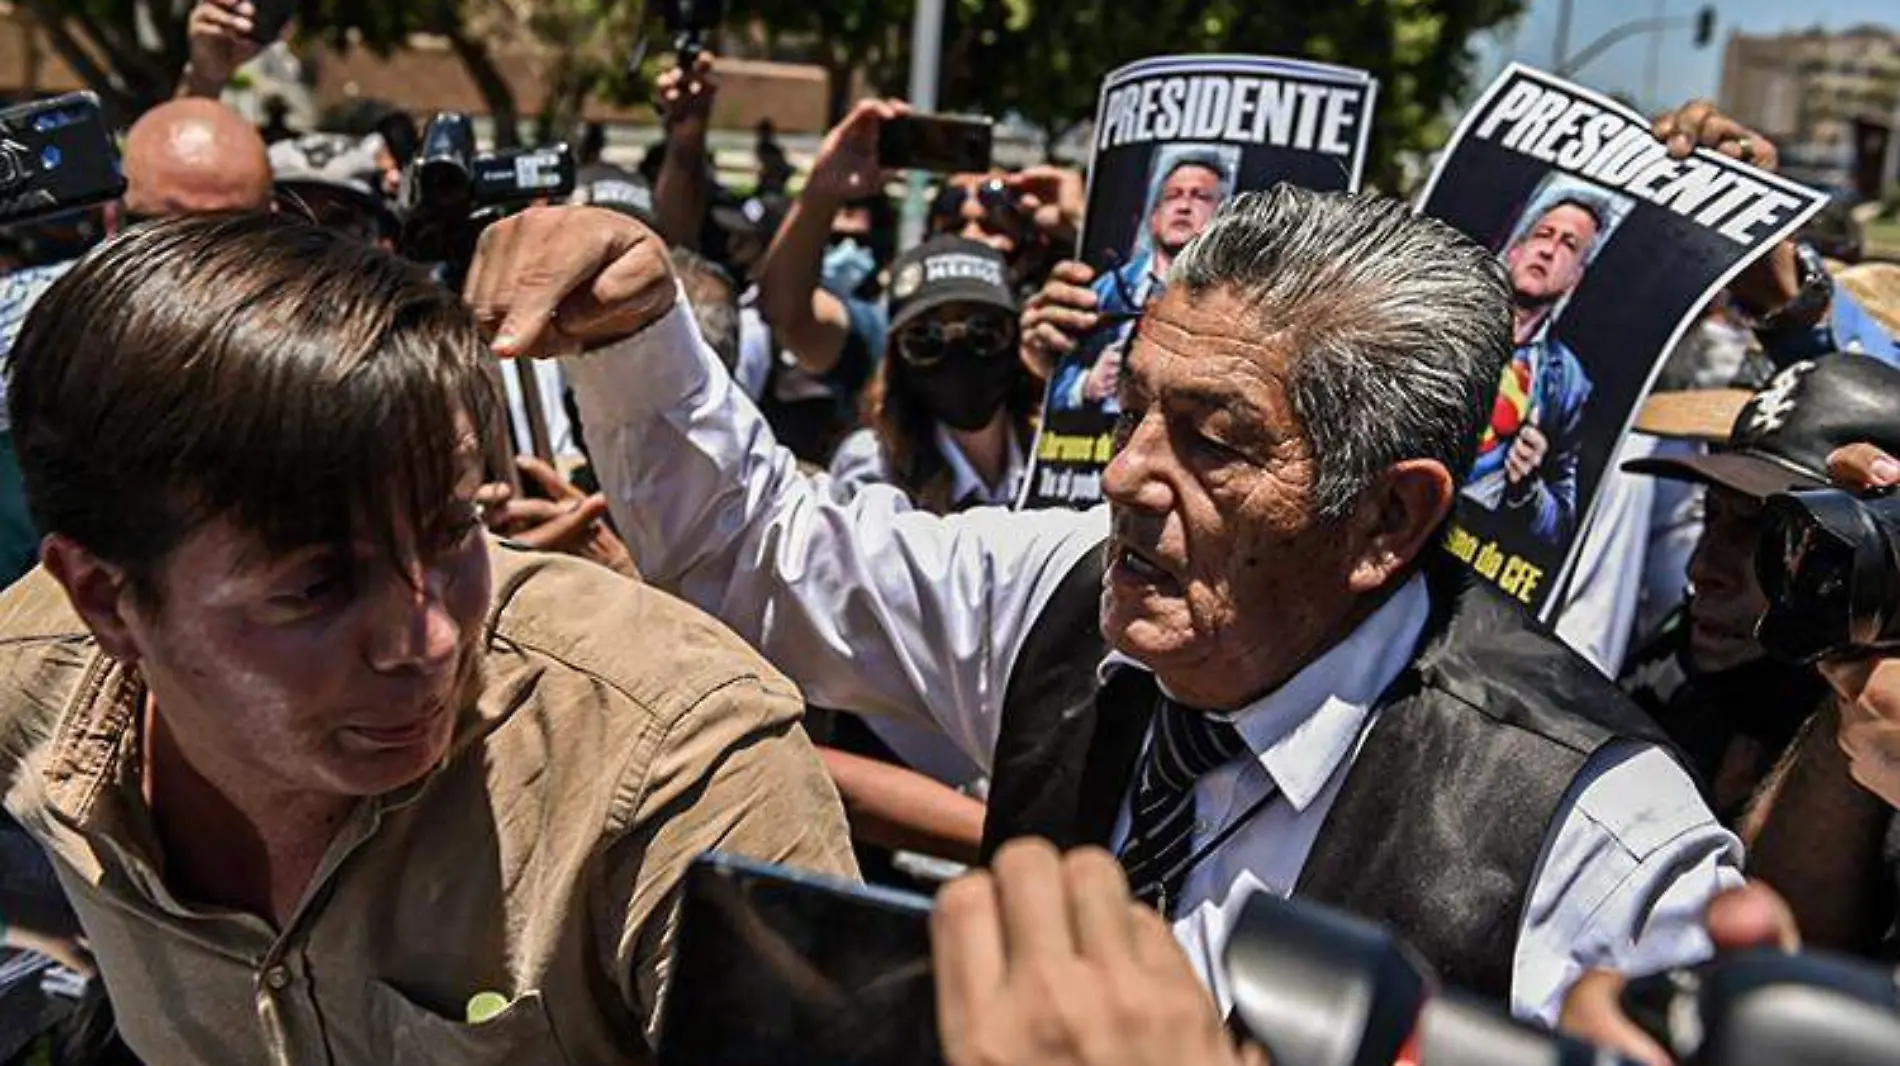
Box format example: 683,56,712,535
1019,55,1378,511
1421,64,1826,620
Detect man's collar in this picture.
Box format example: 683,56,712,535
1099,573,1433,812
1517,307,1558,350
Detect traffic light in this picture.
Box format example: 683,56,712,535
1693,5,1716,48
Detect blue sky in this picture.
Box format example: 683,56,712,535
1471,0,1898,113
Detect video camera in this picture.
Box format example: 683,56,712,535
660,853,1900,1066
0,92,123,228
1755,488,1900,663
1223,892,1628,1066
394,112,576,284
1618,948,1900,1065
660,0,723,72
392,112,577,485
1223,891,1900,1066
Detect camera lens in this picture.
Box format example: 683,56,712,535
1757,490,1900,663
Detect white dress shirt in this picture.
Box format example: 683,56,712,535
567,298,1742,1025
1552,434,1660,675
828,423,1028,511
826,422,1027,790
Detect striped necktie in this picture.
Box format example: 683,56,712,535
1118,698,1251,917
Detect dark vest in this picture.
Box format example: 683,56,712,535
984,548,1671,1001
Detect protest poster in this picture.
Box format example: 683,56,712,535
1019,55,1377,510
1420,63,1828,619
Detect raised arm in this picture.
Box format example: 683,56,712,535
651,53,717,251
756,99,907,375
461,204,1104,767
565,292,1102,764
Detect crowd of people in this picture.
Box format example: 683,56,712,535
1,0,1900,1063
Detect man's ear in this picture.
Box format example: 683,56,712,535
40,534,142,662
1345,460,1455,595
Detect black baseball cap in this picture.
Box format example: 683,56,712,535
886,236,1017,334
710,192,788,240
269,133,387,211
1624,353,1900,498
569,167,658,228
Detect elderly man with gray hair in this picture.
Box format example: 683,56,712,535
478,184,1738,1024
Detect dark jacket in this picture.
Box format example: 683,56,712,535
982,551,1670,999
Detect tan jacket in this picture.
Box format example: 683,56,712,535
0,540,857,1065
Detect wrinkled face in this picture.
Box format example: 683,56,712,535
1505,203,1598,308
1100,287,1360,706
1150,165,1222,257
125,453,491,801
1687,486,1769,674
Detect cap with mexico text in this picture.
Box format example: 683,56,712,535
1623,353,1900,499
886,236,1017,335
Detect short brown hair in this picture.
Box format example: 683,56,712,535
9,213,501,597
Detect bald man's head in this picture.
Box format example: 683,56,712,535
123,99,273,218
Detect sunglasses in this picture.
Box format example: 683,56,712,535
928,178,1027,244
897,313,1017,368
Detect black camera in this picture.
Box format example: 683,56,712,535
1226,891,1900,1066
1620,948,1900,1066
661,0,723,71
0,92,123,227
1755,488,1900,663
395,112,576,279
1223,893,1632,1065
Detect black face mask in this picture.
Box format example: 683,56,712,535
908,352,1021,432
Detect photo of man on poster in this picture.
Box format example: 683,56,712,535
1049,144,1237,414
1462,177,1629,545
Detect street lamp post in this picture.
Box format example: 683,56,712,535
1556,5,1716,79
899,0,946,250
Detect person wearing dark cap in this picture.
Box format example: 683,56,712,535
829,237,1037,514
1619,353,1900,819
823,238,1036,843
571,173,659,230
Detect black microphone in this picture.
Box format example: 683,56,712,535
1223,892,1638,1066
1620,948,1900,1066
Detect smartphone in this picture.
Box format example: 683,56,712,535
248,0,298,44
878,113,994,174
655,852,941,1066
0,93,123,228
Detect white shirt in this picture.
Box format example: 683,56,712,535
1552,433,1661,675
734,289,774,402
567,298,1742,1026
828,424,1027,510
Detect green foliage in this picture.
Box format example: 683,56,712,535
36,0,1522,186
726,0,1524,184
20,0,422,120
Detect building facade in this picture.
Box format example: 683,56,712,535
1719,23,1899,195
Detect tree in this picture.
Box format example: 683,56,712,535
951,0,1529,186
456,0,649,146
722,0,911,126
14,0,575,148
728,0,1525,185
18,0,414,124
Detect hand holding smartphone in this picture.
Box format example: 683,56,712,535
877,113,994,174
248,0,298,44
